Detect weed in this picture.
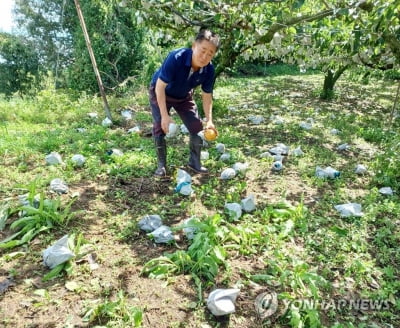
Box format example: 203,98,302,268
82,290,142,327
0,180,79,250
142,214,226,284
42,232,87,282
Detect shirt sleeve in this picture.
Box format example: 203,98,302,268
201,65,215,94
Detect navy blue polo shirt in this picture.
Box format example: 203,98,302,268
151,48,215,99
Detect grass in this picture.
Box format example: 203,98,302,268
0,70,399,327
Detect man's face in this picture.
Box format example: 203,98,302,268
192,40,217,70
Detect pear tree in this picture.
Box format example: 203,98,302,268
270,0,400,99
128,0,399,98
124,1,353,73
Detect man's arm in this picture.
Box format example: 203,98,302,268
202,91,215,129
155,78,173,134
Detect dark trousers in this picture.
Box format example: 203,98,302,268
149,85,203,137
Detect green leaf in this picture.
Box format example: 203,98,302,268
133,308,143,326
141,256,179,279
287,27,297,35
64,261,73,276
0,239,22,249
227,230,241,243
290,307,302,327
10,215,39,231
42,262,66,282
279,219,294,238
191,273,203,302
20,227,39,244
272,208,294,219
0,230,24,245
250,274,273,283
330,225,348,237
0,204,10,230
2,251,25,260
292,0,305,10
213,245,226,262
336,8,349,16
204,257,218,278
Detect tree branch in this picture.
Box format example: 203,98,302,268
256,9,335,45
356,52,395,70
382,32,400,64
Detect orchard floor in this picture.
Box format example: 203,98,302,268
1,73,399,327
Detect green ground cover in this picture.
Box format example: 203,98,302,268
0,72,399,327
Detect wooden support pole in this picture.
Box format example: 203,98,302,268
73,0,112,121
389,80,400,128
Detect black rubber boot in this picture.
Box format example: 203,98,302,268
188,134,208,174
154,136,167,177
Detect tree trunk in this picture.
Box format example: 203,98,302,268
320,65,349,100
321,69,335,100
214,46,239,84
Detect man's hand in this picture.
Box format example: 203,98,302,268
205,120,216,131
161,116,174,134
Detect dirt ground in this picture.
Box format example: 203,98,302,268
0,153,350,328
1,174,288,328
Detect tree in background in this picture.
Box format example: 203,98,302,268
8,0,400,98
13,0,147,93
14,0,75,75
128,0,349,76
64,0,146,92
0,32,40,98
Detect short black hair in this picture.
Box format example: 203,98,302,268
195,29,221,50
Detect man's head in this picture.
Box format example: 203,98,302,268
195,29,221,50
191,29,220,70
